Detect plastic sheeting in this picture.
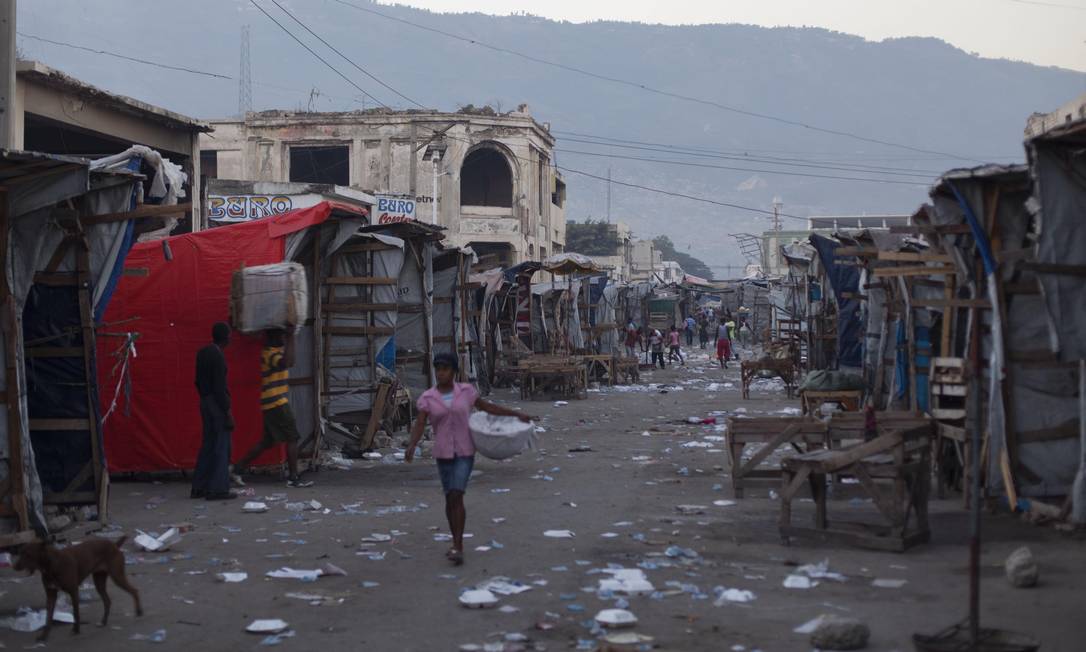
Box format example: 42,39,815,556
810,235,863,369
325,234,404,418
2,164,138,537
98,203,342,473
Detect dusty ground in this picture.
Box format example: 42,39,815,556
2,347,1084,651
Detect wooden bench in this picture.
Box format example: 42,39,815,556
778,421,933,552
725,416,833,498
741,357,798,399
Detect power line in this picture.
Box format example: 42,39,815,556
17,32,233,79
248,0,386,108
557,148,930,185
18,31,372,108
265,0,427,109
556,135,944,177
330,0,979,162
557,165,810,222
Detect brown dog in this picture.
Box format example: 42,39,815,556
13,536,142,641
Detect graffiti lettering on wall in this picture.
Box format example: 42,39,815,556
209,195,294,221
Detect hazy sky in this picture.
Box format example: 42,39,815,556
381,0,1086,71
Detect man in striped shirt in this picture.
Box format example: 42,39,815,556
234,329,313,488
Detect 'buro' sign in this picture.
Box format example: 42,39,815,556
376,195,416,224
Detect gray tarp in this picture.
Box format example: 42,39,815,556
325,234,405,417
2,166,137,538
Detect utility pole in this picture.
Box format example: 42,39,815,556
606,166,611,223
772,197,783,232
0,0,16,150
238,25,252,117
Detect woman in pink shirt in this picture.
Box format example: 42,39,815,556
668,324,685,366
405,353,532,565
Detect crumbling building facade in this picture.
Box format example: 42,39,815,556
201,106,566,265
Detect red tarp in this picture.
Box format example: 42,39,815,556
98,202,355,473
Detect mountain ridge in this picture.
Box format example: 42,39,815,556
17,0,1084,271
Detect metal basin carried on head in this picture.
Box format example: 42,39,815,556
913,624,1040,652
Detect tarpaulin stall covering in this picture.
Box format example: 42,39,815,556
810,235,863,369
2,151,144,539
97,203,348,473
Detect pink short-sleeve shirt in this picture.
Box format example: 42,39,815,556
417,382,479,459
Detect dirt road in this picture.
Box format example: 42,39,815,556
2,348,1083,650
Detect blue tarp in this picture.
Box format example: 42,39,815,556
810,235,863,368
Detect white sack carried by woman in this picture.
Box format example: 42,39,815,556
469,412,538,460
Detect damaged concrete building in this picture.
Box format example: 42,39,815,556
200,106,566,265
10,60,210,231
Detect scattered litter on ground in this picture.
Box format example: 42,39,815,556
871,578,907,589
243,502,269,513
594,608,638,628
675,504,707,514
477,578,533,595
0,607,74,632
266,568,322,581
543,529,575,538
459,589,499,608
713,587,756,604
783,575,817,589
794,615,829,634
794,559,847,582
246,619,290,634
598,568,655,595
606,631,654,645
665,545,699,558
130,629,167,643
134,528,181,552
713,500,737,507
216,572,248,583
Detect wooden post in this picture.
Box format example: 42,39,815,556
74,233,106,520
310,229,324,465
0,188,30,533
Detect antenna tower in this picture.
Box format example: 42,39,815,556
239,25,253,117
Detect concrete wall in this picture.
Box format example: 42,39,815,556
201,110,566,264
14,69,205,228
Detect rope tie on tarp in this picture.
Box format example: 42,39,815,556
103,332,139,423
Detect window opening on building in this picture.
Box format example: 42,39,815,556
289,145,349,186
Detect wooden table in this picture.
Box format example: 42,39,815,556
778,421,933,552
516,356,587,400
740,357,798,399
581,354,615,386
800,389,863,416
725,416,832,498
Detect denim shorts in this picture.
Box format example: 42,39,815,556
436,455,475,494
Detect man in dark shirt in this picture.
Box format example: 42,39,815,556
191,322,236,500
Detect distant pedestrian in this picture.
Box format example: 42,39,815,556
649,328,665,369
684,314,696,346
192,322,236,501
698,316,709,349
725,315,739,361
624,320,639,359
405,353,533,566
715,320,732,369
668,325,685,366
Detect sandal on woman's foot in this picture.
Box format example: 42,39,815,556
447,548,464,565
